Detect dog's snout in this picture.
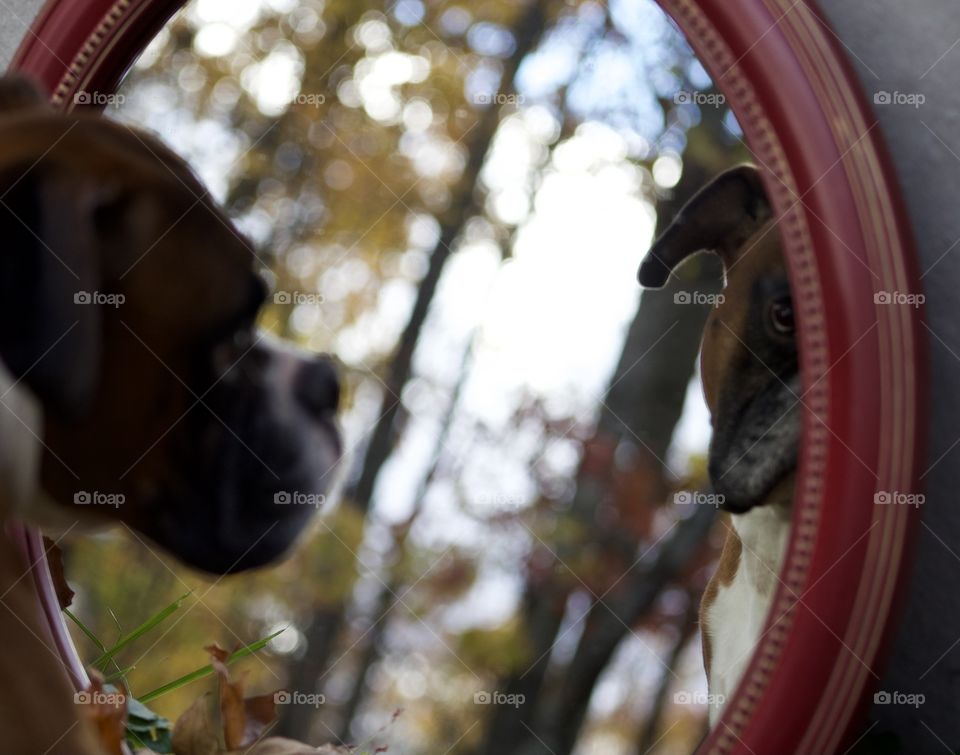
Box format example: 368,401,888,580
294,355,340,416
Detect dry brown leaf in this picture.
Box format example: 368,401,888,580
242,738,350,754
171,693,222,755
174,645,333,755
43,536,74,610
172,698,351,755
204,643,277,750
207,644,245,750
77,672,127,755
172,645,365,755
241,693,281,746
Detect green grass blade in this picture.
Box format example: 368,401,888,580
137,628,285,704
93,592,190,670
64,608,106,652
104,665,137,683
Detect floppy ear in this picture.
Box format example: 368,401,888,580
0,164,104,420
638,164,772,289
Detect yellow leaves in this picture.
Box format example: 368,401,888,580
397,546,478,605
169,645,350,755
457,618,532,677
287,503,369,608
679,452,709,491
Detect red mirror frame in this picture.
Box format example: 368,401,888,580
9,0,927,752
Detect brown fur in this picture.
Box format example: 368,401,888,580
700,517,741,679
0,106,261,540
699,221,787,419
0,78,268,754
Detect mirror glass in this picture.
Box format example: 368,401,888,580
54,0,798,752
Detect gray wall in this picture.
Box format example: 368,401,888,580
0,1,46,72
819,2,960,752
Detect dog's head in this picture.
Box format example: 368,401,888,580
0,77,341,573
639,165,798,513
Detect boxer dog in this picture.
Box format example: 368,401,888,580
0,75,341,573
638,165,798,724
0,75,342,752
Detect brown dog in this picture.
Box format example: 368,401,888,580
0,75,341,752
639,165,798,723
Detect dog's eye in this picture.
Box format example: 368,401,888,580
767,296,795,335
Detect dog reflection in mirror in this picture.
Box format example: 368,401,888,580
638,165,798,724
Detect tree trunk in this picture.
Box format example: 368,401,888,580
336,326,479,741
636,591,699,754
277,1,550,740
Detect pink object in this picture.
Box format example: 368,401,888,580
5,522,89,690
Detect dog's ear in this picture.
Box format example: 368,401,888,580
0,75,48,114
638,165,772,288
0,164,107,420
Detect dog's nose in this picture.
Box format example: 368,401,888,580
294,355,340,416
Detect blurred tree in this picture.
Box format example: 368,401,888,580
277,0,551,740
636,588,701,753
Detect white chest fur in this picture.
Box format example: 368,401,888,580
704,503,791,724
0,361,83,533
0,361,44,521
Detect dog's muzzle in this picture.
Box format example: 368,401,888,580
708,372,800,513
142,336,342,573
